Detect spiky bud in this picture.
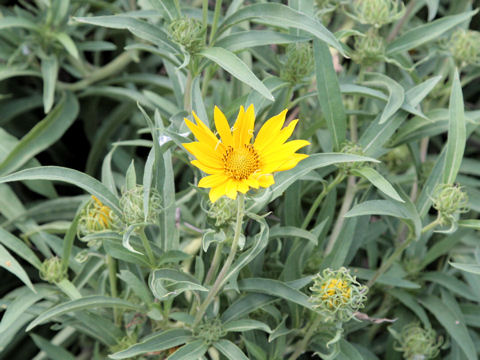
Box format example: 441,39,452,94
169,17,206,54
78,196,119,239
391,323,443,360
40,257,66,284
448,29,480,66
206,197,237,228
280,43,314,84
193,318,226,345
352,29,386,66
338,141,366,172
432,184,469,227
119,185,162,226
350,0,405,28
310,267,368,323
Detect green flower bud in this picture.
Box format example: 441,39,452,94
193,318,226,345
206,197,237,228
280,43,314,84
310,267,368,323
120,185,162,225
432,184,469,227
350,0,405,28
392,323,443,360
169,17,206,54
338,141,365,172
40,257,66,284
448,29,480,66
352,29,386,66
78,196,119,239
382,144,411,174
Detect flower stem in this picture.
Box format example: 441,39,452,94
204,242,224,285
140,228,156,266
301,171,345,230
208,0,223,44
184,70,193,112
106,255,120,325
325,175,356,255
193,194,245,327
288,315,322,360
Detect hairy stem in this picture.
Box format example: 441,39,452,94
193,194,245,326
204,242,224,285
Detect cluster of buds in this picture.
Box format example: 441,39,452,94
40,257,66,284
352,29,386,66
280,43,314,84
447,29,480,66
206,197,237,228
78,196,118,240
120,185,162,226
432,184,469,230
338,141,366,173
349,0,405,28
168,17,206,54
309,267,368,323
391,323,443,360
192,318,226,345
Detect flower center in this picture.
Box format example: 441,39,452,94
222,144,260,180
321,279,352,307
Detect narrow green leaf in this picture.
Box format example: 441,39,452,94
221,294,276,323
214,339,249,360
419,296,477,360
27,296,142,331
269,225,317,245
55,33,79,59
0,17,38,30
314,39,346,150
223,319,272,333
0,92,78,176
352,167,404,202
109,329,192,359
216,30,310,52
458,219,480,230
387,288,431,327
167,340,208,360
387,10,478,54
31,334,76,360
219,3,345,56
449,262,480,275
200,47,274,101
148,0,181,20
41,55,59,113
0,226,42,269
363,73,404,125
237,278,312,309
0,243,35,292
443,69,466,184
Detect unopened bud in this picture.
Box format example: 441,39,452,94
432,184,469,227
78,196,118,238
120,185,162,226
352,29,386,66
391,323,443,360
207,197,237,228
350,0,405,28
40,257,66,284
169,17,206,54
280,43,314,84
338,141,366,172
448,29,480,66
193,318,226,345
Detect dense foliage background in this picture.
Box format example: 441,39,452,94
0,0,479,359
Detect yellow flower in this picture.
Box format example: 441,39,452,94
91,195,112,228
321,278,352,308
183,105,309,202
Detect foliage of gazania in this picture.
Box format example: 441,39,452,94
391,323,444,360
309,267,368,323
183,105,309,202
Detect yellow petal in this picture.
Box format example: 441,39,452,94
209,182,229,203
192,111,220,147
191,160,222,174
237,180,249,193
246,177,260,189
274,154,309,172
183,142,223,168
225,180,238,199
198,173,227,188
257,174,275,188
214,106,233,147
254,109,288,151
184,118,219,149
263,119,299,150
233,105,255,146
262,139,310,160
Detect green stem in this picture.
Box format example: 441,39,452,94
106,255,120,325
140,228,156,266
325,175,356,255
204,242,224,285
301,172,345,230
202,0,208,27
57,51,137,91
208,0,223,44
184,70,193,112
288,315,322,360
421,217,441,234
193,194,245,327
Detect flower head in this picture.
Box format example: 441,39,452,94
391,322,443,360
183,105,309,202
310,267,368,323
78,196,117,238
